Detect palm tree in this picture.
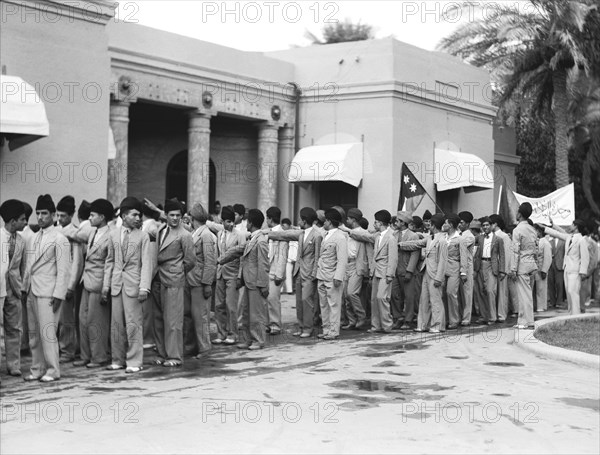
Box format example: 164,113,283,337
437,0,596,188
305,19,374,45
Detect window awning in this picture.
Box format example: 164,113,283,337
434,148,494,192
0,75,49,151
287,143,363,187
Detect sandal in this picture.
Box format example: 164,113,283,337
163,360,181,367
153,358,165,365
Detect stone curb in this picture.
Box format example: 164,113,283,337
513,313,600,369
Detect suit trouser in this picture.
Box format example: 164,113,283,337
285,262,294,293
417,274,445,331
238,287,268,346
20,293,30,351
391,272,418,322
547,263,564,307
360,277,371,320
296,276,316,332
79,288,110,364
516,273,534,326
267,277,283,331
579,275,592,310
215,278,239,340
27,294,60,379
318,280,343,337
564,272,582,315
184,284,212,354
143,288,155,346
59,292,78,359
533,272,548,311
480,262,498,322
344,265,366,326
473,269,485,316
111,292,143,368
152,284,184,363
370,277,393,332
497,276,509,320
445,272,461,327
3,287,22,372
459,268,474,324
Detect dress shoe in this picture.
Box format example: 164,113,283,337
460,323,471,327
292,331,302,337
143,343,156,349
106,363,125,370
323,335,338,340
9,369,22,377
211,338,223,345
39,375,58,382
59,356,74,364
23,374,40,382
317,333,326,339
496,319,505,323
236,343,250,349
269,330,282,336
429,328,441,333
248,344,263,351
341,324,356,330
366,329,380,333
125,366,143,373
86,362,106,369
400,324,411,330
355,321,369,330
299,332,312,338
391,319,404,330
223,337,236,345
447,325,458,330
73,360,89,367
413,328,425,332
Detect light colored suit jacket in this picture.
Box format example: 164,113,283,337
106,227,153,298
585,236,598,278
268,225,288,280
239,232,270,289
445,232,468,277
3,229,26,297
511,221,539,275
371,228,398,279
268,227,322,281
81,226,112,293
61,223,84,292
545,227,589,275
156,224,196,287
316,229,347,282
399,233,448,282
186,225,217,287
346,228,375,277
216,228,246,280
21,226,70,300
536,237,552,274
460,229,475,276
495,229,512,272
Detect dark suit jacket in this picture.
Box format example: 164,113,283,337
186,225,217,287
395,228,420,276
551,237,566,271
239,233,270,290
474,233,505,276
268,227,322,281
6,231,26,297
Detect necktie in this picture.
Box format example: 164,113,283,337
161,227,170,247
89,230,97,249
122,229,130,258
8,233,16,263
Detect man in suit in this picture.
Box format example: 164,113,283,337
543,218,590,316
476,217,506,325
337,208,369,330
489,214,511,322
358,217,373,323
399,214,448,333
265,207,322,337
547,232,566,308
105,197,153,373
56,196,84,363
532,224,552,312
184,203,217,358
391,211,419,330
1,200,28,376
141,204,161,349
213,206,246,345
580,225,598,311
458,211,475,326
153,198,195,367
510,203,539,328
235,209,270,350
442,214,468,330
265,206,288,335
471,220,485,318
74,199,114,368
316,208,348,340
21,195,70,382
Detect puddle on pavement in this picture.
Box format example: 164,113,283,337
312,368,337,372
327,379,453,410
492,393,511,397
557,397,600,412
374,361,397,367
485,362,524,367
86,386,145,393
360,342,428,358
446,356,469,360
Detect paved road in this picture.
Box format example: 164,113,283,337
1,297,598,454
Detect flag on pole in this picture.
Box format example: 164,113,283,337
398,163,426,213
497,175,520,227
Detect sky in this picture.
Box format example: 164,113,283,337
115,1,475,52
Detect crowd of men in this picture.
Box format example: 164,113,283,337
0,194,599,383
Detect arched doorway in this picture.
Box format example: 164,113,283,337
166,151,216,207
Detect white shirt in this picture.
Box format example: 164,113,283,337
269,224,282,259
304,226,314,240
92,225,109,245
446,230,460,245
347,228,361,259
376,227,392,251
482,232,494,258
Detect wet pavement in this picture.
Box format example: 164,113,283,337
1,297,599,454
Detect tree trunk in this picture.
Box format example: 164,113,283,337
552,69,570,188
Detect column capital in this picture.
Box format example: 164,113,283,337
188,108,217,119
109,99,130,124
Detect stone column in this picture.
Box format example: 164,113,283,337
187,111,212,209
108,99,129,206
257,123,279,213
277,126,295,219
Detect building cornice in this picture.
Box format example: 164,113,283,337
4,0,115,25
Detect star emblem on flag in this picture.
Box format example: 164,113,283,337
404,175,410,184
399,163,427,212
410,183,417,193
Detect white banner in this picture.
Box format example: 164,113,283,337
513,184,575,225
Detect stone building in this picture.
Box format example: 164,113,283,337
1,0,519,221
